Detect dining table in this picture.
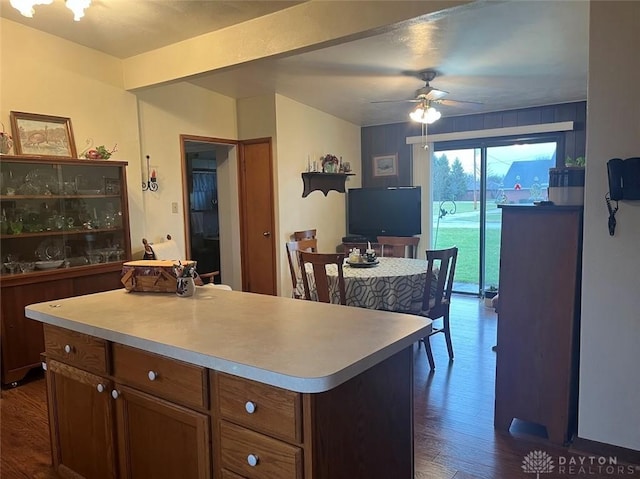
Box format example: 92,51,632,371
297,256,430,312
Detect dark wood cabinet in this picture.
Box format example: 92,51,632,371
44,325,211,479
494,205,582,445
46,359,117,479
1,155,131,385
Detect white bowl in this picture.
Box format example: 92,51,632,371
35,260,64,270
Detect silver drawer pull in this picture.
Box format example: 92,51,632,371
247,454,259,467
64,344,73,354
96,384,105,393
111,389,120,399
245,401,256,414
148,370,158,381
41,362,47,371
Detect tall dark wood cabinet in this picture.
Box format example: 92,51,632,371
0,155,131,385
494,205,583,445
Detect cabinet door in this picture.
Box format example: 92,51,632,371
47,359,117,479
1,280,73,384
114,384,210,479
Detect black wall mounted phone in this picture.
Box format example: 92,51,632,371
606,157,640,235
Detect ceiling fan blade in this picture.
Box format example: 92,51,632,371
371,99,422,104
423,89,448,101
436,98,484,106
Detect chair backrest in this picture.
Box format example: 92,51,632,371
298,251,346,305
376,236,420,258
342,242,383,256
422,246,458,317
285,239,318,296
292,229,317,241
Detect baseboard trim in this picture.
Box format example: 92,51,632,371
571,437,640,466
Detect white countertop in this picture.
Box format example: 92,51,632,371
25,289,431,393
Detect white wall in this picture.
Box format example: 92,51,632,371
0,18,144,256
579,1,640,450
274,95,361,297
131,82,238,266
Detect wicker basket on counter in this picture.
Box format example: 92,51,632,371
121,260,195,293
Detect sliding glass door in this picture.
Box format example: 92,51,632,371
432,139,557,295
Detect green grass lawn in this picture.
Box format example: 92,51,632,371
431,201,501,289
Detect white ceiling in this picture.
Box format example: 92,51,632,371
0,0,589,127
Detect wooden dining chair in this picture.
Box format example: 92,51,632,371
376,236,420,258
298,251,346,305
417,246,458,370
285,238,318,299
292,229,317,241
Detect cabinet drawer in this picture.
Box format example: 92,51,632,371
43,324,109,374
216,373,302,443
112,344,207,409
220,421,302,479
222,469,247,479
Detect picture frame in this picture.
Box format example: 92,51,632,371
372,154,398,177
9,111,77,158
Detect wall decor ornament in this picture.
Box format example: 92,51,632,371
0,123,13,154
9,111,77,158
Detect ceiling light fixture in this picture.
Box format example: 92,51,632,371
409,100,441,124
10,0,91,21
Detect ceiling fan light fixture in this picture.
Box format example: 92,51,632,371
10,0,90,20
10,0,53,18
409,103,441,124
66,0,90,21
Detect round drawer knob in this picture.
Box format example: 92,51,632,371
97,384,105,393
245,401,256,414
247,454,259,467
148,370,158,381
111,389,120,399
64,344,72,354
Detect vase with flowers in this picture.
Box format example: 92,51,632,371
0,123,13,155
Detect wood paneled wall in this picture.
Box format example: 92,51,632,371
361,102,587,188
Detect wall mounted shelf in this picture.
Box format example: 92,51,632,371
301,172,355,198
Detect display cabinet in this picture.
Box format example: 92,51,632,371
0,154,131,385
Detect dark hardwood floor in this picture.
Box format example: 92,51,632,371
1,295,638,478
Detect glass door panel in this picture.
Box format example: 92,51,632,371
432,148,480,294
484,142,556,290
433,140,557,295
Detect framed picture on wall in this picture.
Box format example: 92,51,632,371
372,154,398,177
10,111,78,158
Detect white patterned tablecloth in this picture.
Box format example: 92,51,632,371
297,257,428,312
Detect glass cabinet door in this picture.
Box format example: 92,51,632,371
0,157,130,275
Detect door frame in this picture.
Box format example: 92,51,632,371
180,134,236,260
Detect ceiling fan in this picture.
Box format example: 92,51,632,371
371,70,481,109
371,69,483,148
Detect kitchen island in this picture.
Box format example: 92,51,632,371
26,288,431,479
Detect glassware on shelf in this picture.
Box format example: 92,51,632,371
8,215,23,235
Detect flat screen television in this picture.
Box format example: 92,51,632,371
347,187,421,239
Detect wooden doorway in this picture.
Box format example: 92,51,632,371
238,138,277,295
181,135,234,284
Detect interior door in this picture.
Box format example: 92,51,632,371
238,139,277,295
